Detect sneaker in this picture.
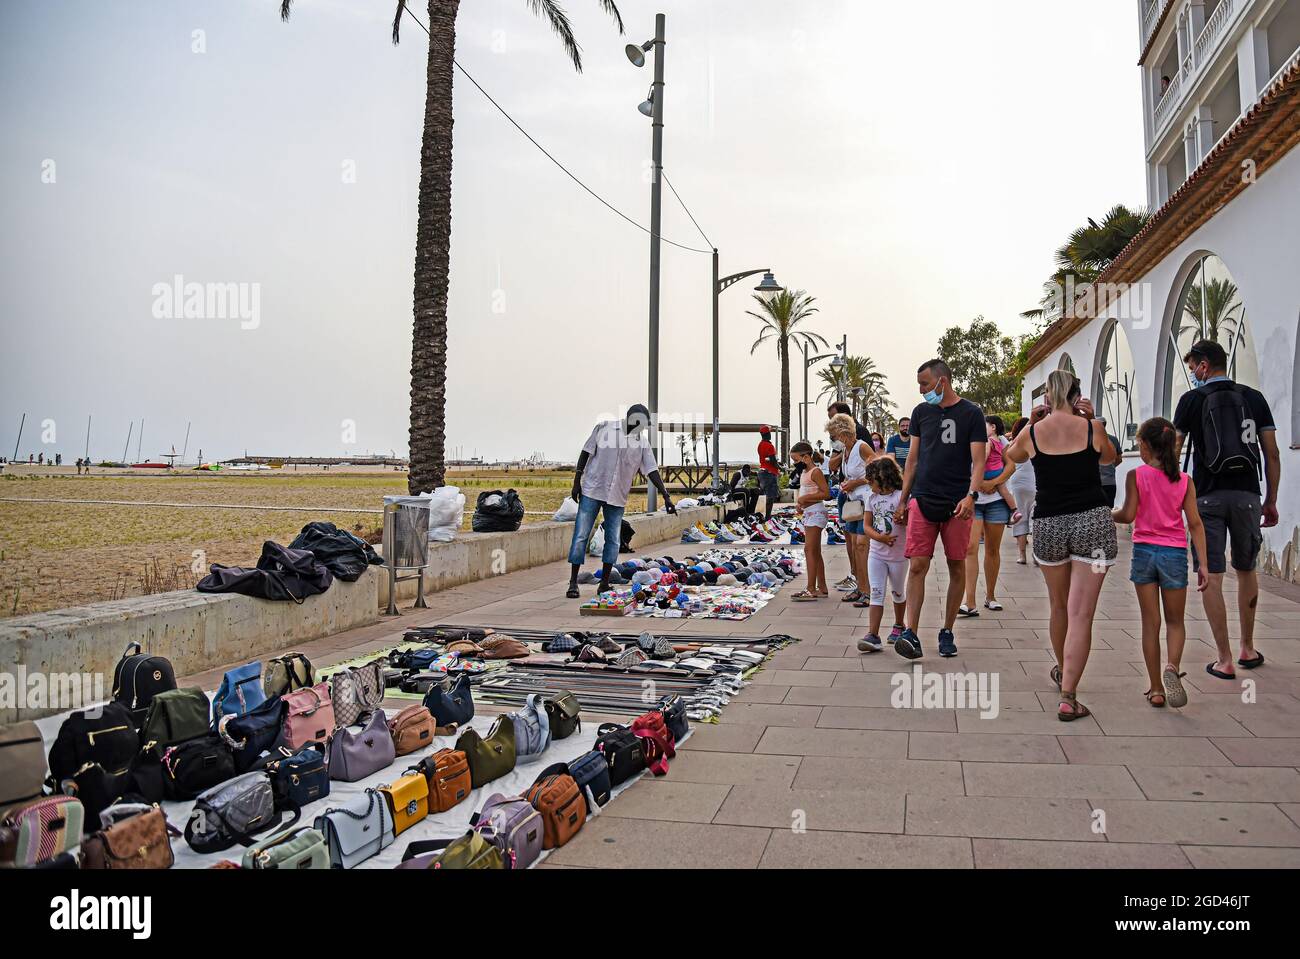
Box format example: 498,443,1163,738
826,531,846,546
887,624,904,645
835,575,857,592
894,628,922,660
938,628,958,658
857,633,883,653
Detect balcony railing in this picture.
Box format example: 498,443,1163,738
1195,0,1235,66
1151,0,1242,144
1142,0,1164,48
1154,70,1183,130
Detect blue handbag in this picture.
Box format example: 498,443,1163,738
212,661,267,726
567,750,611,814
422,674,474,730
218,694,285,772
265,743,330,810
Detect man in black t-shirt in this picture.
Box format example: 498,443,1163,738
1173,340,1281,679
895,359,988,661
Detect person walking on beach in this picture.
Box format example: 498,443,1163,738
1112,418,1209,709
1174,340,1281,679
565,405,676,600
1005,370,1119,721
896,359,988,660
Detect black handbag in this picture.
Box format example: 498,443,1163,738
566,751,612,814
263,744,329,810
218,695,285,773
61,751,163,828
423,674,474,730
656,694,689,742
47,701,140,787
111,642,177,727
594,723,645,787
160,734,236,801
544,692,582,740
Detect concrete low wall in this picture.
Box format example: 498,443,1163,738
0,507,712,722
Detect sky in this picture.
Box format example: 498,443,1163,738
0,0,1147,466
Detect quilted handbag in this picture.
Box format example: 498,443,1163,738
111,642,177,727
184,772,294,854
379,773,429,836
81,804,177,870
657,694,690,742
410,749,471,814
328,709,395,783
281,683,336,751
595,723,645,787
470,793,543,870
480,635,529,660
525,771,584,850
264,653,315,698
219,695,286,772
455,716,515,788
567,750,612,814
387,705,436,756
422,674,474,730
241,825,330,870
264,744,330,810
314,788,394,869
0,721,46,819
140,687,210,751
544,692,582,740
0,797,84,867
397,831,503,870
211,661,267,726
508,694,551,762
161,733,236,801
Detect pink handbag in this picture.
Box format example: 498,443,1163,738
282,682,335,750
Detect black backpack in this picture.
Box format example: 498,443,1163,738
47,701,140,786
111,643,177,727
594,723,645,787
1188,384,1262,478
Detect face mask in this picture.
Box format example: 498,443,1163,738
1190,367,1208,388
923,378,945,406
832,440,844,452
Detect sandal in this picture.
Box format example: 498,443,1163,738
565,586,581,600
1144,689,1166,708
1057,692,1091,722
1050,665,1062,690
1205,663,1235,681
791,590,819,602
957,604,980,617
1237,651,1265,670
842,589,863,603
984,600,1003,611
1161,666,1188,708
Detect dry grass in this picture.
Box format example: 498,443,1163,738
0,469,648,617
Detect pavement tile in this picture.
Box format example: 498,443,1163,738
759,830,974,869
546,817,771,869
1060,736,1233,766
790,756,965,794
1126,765,1300,802
755,726,909,759
718,703,823,727
667,750,802,787
600,779,731,823
972,838,1191,868
1209,738,1300,766
1099,800,1300,846
905,796,1102,841
909,732,1068,763
712,785,905,833
962,762,1145,799
816,705,958,732
679,722,767,754
1178,845,1300,868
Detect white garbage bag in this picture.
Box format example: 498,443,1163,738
552,497,580,523
676,497,700,509
427,486,465,543
586,526,605,556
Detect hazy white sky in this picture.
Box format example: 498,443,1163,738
0,0,1146,466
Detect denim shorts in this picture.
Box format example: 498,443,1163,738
974,499,1011,524
1130,542,1188,590
844,520,866,536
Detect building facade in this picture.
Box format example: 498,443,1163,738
1022,0,1300,579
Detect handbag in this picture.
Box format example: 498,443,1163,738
398,831,504,870
388,647,442,672
46,701,140,788
140,687,210,751
544,692,582,740
264,653,315,698
508,694,551,762
281,683,336,751
470,793,543,870
0,797,84,867
455,716,516,788
410,749,471,814
656,694,690,742
328,709,396,783
218,695,285,772
211,661,267,726
423,674,474,730
525,771,584,850
81,804,177,870
241,825,330,870
314,788,394,869
387,705,436,756
111,642,177,727
595,722,646,787
60,750,164,827
0,721,46,819
185,771,294,854
264,744,329,810
379,773,429,836
329,659,385,728
161,734,236,801
841,497,865,522
480,635,529,660
567,750,612,814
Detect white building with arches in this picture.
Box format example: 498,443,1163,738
1021,0,1300,580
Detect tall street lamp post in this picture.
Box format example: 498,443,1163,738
802,345,838,438
830,336,848,403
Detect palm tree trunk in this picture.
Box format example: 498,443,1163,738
779,335,791,462
408,0,459,494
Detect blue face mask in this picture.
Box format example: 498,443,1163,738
923,379,945,406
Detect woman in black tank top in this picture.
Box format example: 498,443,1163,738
1007,371,1119,724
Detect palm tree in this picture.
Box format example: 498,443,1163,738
280,0,625,494
1023,204,1150,324
748,290,825,461
1179,277,1242,344
815,355,889,414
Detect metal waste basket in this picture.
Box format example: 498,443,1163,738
383,496,431,615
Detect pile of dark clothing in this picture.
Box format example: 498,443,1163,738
196,522,383,602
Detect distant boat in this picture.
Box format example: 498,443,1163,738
193,463,223,472
226,462,271,471
130,462,169,469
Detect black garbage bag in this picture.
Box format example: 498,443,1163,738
289,521,383,582
196,541,333,603
471,488,525,533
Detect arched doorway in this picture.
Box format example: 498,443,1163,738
1094,322,1142,453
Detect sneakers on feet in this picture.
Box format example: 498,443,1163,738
888,624,904,644
835,575,857,592
938,628,958,658
857,633,883,653
894,628,923,660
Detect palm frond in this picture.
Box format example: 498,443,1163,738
280,0,294,21
391,0,408,44
595,0,625,33
525,0,583,71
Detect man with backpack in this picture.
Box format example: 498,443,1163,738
1173,340,1281,679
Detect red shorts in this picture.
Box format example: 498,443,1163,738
904,498,973,562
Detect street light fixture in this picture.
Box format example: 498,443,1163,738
802,348,838,438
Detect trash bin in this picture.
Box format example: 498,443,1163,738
382,496,430,614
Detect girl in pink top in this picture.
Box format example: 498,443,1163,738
1112,418,1209,710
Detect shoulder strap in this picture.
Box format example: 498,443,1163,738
402,837,456,862
1027,422,1039,455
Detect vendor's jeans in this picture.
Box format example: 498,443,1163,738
568,495,625,567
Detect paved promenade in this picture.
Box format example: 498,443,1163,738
185,528,1300,868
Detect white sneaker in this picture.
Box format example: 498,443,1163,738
835,575,857,592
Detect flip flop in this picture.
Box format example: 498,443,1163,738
1237,652,1265,670
1205,663,1236,680
791,590,819,602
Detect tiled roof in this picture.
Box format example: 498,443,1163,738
1139,1,1176,66
1026,52,1300,369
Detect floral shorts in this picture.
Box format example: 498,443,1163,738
1032,506,1117,567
